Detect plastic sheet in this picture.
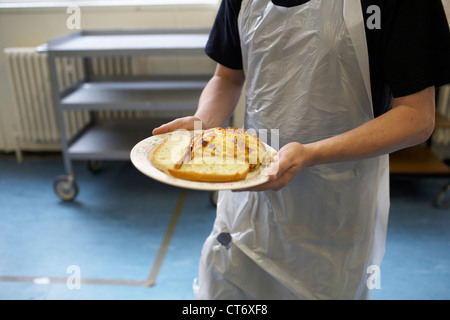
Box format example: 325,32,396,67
195,0,390,300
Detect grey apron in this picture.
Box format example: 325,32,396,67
195,0,390,299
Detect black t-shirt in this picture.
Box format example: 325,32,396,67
205,0,450,117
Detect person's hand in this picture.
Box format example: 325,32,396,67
241,142,308,192
152,116,203,135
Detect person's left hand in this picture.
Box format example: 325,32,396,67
239,142,307,192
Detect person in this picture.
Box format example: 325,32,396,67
153,0,450,299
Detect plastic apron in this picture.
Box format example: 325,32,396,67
195,0,390,300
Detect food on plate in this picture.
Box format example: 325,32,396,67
169,157,250,182
152,127,269,182
152,130,192,174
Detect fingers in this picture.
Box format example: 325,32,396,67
241,163,294,192
266,156,280,177
235,142,305,192
235,159,286,192
152,119,184,135
152,116,202,135
152,120,176,135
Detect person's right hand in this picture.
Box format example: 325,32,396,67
152,116,204,136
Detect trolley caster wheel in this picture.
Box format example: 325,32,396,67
54,175,79,201
87,160,103,174
210,191,218,207
434,184,450,209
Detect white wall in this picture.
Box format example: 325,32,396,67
0,3,247,152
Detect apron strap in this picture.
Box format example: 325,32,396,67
343,0,373,112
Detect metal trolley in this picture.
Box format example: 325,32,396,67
37,29,211,201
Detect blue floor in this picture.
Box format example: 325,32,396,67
0,153,449,300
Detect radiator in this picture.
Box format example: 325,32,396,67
5,48,91,159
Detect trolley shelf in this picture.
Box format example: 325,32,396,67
36,29,209,56
60,80,208,111
68,119,164,161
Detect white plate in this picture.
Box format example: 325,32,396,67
130,132,277,191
